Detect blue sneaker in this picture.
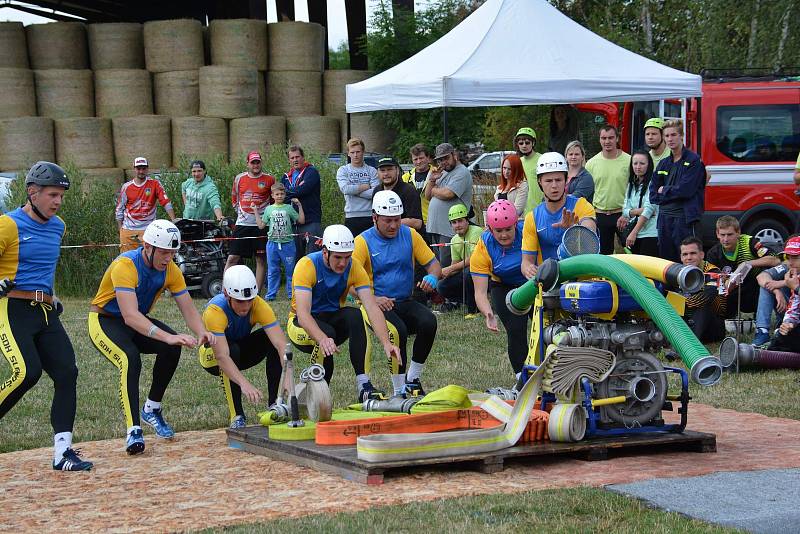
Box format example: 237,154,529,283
126,428,145,455
140,407,175,439
358,381,387,403
403,378,426,398
53,448,93,471
753,330,771,347
229,415,246,429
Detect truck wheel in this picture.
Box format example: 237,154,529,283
201,273,224,299
744,218,789,247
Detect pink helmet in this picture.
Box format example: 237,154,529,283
486,199,517,230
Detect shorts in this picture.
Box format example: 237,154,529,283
229,224,267,258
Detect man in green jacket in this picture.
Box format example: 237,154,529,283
515,127,542,214
181,160,225,221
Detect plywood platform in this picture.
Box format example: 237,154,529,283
227,426,716,485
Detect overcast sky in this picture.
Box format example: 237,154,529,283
0,0,433,48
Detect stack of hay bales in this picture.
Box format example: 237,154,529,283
229,116,286,160
0,22,29,68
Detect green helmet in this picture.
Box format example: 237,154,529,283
514,127,537,141
644,117,665,131
448,203,469,221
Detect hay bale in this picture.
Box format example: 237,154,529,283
0,22,29,68
143,19,204,73
171,116,228,166
257,71,266,115
287,116,339,154
267,22,325,72
349,113,396,154
210,19,268,70
0,68,36,118
154,70,199,117
87,23,144,70
198,66,259,119
0,117,54,171
26,22,88,70
95,69,153,118
266,71,321,117
54,118,113,168
35,70,94,119
229,116,286,160
112,115,171,170
78,167,125,194
322,69,371,115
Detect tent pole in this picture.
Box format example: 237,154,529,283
442,107,449,142
347,113,352,144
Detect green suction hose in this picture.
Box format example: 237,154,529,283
508,254,721,386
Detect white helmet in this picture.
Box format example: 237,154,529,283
536,152,568,176
142,219,181,250
322,224,355,252
372,190,403,216
223,265,258,301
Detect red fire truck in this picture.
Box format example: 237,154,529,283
576,71,800,245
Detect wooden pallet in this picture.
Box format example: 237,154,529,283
226,426,716,485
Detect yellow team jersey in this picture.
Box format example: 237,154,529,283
291,250,372,314
522,196,596,265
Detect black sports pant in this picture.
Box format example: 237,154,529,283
490,281,530,374
379,299,437,374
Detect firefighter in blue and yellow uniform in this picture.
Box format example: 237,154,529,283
520,152,597,279
287,224,400,402
199,265,286,429
88,219,214,455
471,199,530,381
352,190,441,398
0,161,93,471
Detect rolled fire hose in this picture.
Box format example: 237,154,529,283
508,255,722,386
548,403,586,442
718,337,800,370
355,345,612,462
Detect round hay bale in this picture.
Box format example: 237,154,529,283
266,71,321,117
171,116,228,166
143,19,204,73
350,112,396,154
210,19,268,70
0,68,36,118
287,116,339,154
35,69,94,119
77,167,125,194
0,117,54,171
0,22,29,68
257,71,266,115
198,66,259,119
95,69,153,118
267,22,325,72
322,69,371,115
112,115,171,170
87,23,144,70
26,22,88,70
229,116,286,160
154,70,199,117
54,117,113,168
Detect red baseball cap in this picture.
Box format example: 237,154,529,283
782,236,800,256
247,151,262,163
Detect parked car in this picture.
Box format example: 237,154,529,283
327,152,389,169
467,151,515,175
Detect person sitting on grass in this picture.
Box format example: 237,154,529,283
752,241,795,347
88,219,215,455
198,265,287,429
438,203,482,314
679,237,726,344
252,183,304,301
763,236,800,352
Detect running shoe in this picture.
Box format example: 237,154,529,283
403,378,426,397
358,381,388,403
752,330,771,348
140,407,175,439
126,428,145,455
229,415,247,429
53,448,93,471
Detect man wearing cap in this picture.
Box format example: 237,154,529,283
353,191,441,398
336,138,379,237
281,145,322,263
225,151,274,293
644,117,670,168
425,143,473,267
181,160,225,222
585,125,631,255
762,236,800,352
514,127,543,214
372,156,422,231
116,157,177,252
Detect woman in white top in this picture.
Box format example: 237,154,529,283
494,153,529,218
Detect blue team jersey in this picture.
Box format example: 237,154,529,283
528,195,585,262
0,208,65,294
203,293,278,341
470,220,527,287
291,251,371,314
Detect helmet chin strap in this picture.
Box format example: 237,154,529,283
27,193,50,221
545,192,565,203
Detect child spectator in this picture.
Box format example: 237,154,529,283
438,204,482,314
253,183,304,301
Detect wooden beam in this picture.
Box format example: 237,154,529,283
345,0,367,70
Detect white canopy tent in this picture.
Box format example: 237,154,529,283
345,0,702,113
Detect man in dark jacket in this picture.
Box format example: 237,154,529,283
281,145,321,263
649,119,706,262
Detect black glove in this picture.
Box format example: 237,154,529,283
0,278,15,297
